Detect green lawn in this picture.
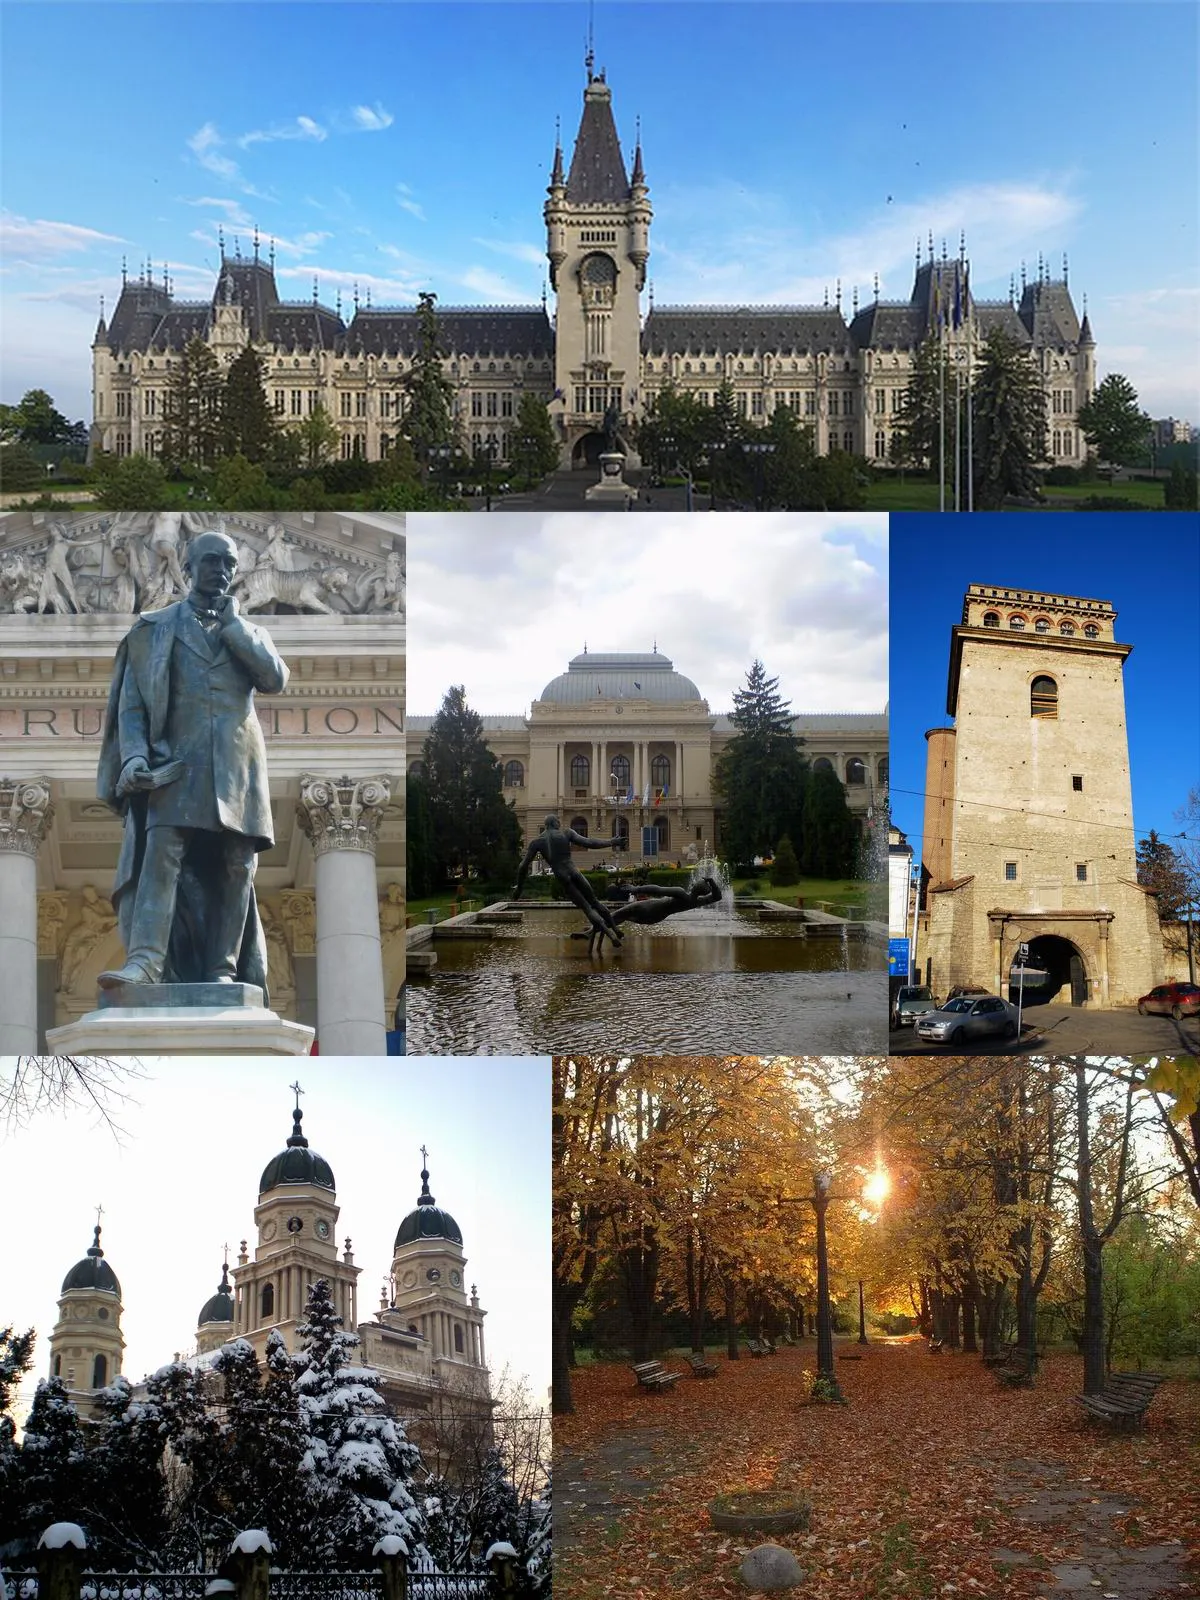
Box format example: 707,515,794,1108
864,476,1168,511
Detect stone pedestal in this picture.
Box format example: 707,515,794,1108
585,450,636,507
47,981,312,1055
0,777,55,1052
297,774,391,1055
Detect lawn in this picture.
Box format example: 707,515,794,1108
864,477,1169,511
554,1340,1200,1600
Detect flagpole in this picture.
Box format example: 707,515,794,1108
938,317,946,513
967,350,974,513
954,352,962,512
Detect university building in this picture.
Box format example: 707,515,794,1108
918,583,1163,1006
410,648,887,859
89,69,1093,470
46,1102,493,1462
0,510,406,1055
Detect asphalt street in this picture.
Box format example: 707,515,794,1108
890,1003,1198,1058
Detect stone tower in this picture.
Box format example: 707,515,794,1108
230,1093,360,1354
48,1222,125,1412
921,584,1162,1006
546,68,651,467
385,1157,488,1378
195,1258,235,1355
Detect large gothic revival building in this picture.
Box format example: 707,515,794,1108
90,70,1094,470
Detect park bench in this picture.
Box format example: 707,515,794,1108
928,1337,944,1355
1074,1371,1167,1431
685,1352,719,1378
631,1360,681,1393
745,1339,767,1357
761,1337,777,1355
996,1347,1036,1387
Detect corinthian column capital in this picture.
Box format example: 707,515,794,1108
0,777,55,856
296,774,392,858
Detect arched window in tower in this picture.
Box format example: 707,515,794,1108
1008,614,1027,630
261,1282,275,1320
54,1354,62,1377
92,1353,107,1388
454,1324,464,1354
610,753,631,790
570,754,590,789
845,758,866,786
1031,675,1059,718
503,760,524,789
812,757,834,775
1060,621,1075,636
982,612,1000,628
878,757,889,785
1083,623,1100,638
650,754,671,791
1034,617,1050,632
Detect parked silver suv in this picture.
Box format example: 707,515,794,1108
915,993,1019,1047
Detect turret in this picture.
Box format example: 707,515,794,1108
545,125,568,291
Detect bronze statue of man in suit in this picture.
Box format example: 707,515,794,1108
96,529,289,992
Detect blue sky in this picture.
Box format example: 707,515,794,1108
2,0,1197,423
888,513,1200,877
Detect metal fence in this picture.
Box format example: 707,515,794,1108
2,1578,37,1600
3,1572,489,1600
80,1580,214,1599
270,1578,380,1600
410,1578,488,1600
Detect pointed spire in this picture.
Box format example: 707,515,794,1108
648,278,654,310
335,287,342,317
313,274,319,305
915,238,921,274
417,1144,436,1207
550,116,564,186
1062,251,1068,284
941,236,948,261
1020,260,1027,292
353,281,360,313
217,1258,231,1296
835,277,842,311
874,271,880,303
928,229,934,262
218,224,225,259
253,225,260,261
852,284,859,315
823,284,829,309
1009,271,1016,306
270,236,276,268
88,1221,105,1259
286,1081,308,1149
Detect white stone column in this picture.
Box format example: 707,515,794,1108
297,774,391,1056
0,778,55,1054
555,744,563,807
675,742,682,800
591,741,601,799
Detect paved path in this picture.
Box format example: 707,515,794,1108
991,1456,1192,1596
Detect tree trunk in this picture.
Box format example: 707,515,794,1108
1081,1237,1106,1393
946,1294,961,1350
724,1277,739,1360
961,1284,978,1353
618,1230,660,1363
552,1302,577,1415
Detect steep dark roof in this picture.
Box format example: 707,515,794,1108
152,306,212,351
848,302,924,352
566,78,630,204
61,1226,120,1297
1018,279,1081,348
973,301,1032,343
266,305,344,354
343,307,553,360
259,1106,335,1194
107,282,173,353
643,306,852,357
198,1263,234,1327
217,258,281,341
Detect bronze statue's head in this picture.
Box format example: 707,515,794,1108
185,530,239,598
543,815,561,831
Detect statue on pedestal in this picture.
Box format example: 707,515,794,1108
570,876,723,955
96,529,289,994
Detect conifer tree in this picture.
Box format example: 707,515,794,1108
15,1377,87,1550
293,1278,425,1565
889,333,950,472
0,1327,34,1518
163,336,223,467
403,293,456,473
800,764,859,878
146,1360,224,1568
423,686,523,888
221,346,277,463
511,392,560,484
86,1376,171,1566
971,328,1049,507
713,661,807,869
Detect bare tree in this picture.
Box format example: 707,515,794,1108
1,1055,144,1135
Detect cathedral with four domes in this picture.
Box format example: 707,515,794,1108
90,65,1094,471
46,1097,493,1461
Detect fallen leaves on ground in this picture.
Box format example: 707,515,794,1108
554,1340,1200,1600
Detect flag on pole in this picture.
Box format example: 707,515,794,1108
642,784,651,806
625,784,634,804
963,262,970,322
952,268,963,331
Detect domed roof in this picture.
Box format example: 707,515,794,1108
61,1225,120,1297
537,650,704,705
394,1160,463,1249
198,1261,234,1327
259,1103,335,1194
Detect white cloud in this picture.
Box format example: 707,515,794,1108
238,115,327,149
183,196,255,228
348,103,394,133
187,121,241,183
456,265,532,302
1096,286,1200,418
0,213,125,261
396,185,426,223
472,237,545,268
275,263,423,303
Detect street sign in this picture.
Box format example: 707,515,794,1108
888,938,910,978
1017,942,1030,965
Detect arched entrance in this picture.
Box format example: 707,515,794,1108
1023,934,1089,1006
571,431,627,468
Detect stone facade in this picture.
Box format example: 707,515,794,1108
90,74,1092,471
47,1223,126,1416
0,511,405,1052
410,649,886,860
919,583,1163,1006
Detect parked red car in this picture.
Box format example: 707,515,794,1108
1136,981,1200,1020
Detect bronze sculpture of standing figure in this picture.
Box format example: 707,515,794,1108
512,816,625,949
96,530,289,993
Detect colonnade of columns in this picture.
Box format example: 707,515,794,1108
554,740,683,801
418,1304,486,1367
0,776,55,1053
233,1256,357,1336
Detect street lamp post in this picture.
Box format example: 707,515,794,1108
813,1171,845,1400
857,1279,868,1345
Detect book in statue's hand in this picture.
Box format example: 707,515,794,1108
140,760,186,789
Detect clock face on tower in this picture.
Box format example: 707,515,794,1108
450,1270,462,1287
315,1219,330,1240
262,1219,277,1242
426,1267,442,1283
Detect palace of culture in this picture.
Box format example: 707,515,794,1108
89,65,1094,471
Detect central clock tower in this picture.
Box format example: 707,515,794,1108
546,67,650,467
230,1094,359,1355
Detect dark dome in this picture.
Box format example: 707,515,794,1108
198,1262,234,1326
394,1162,463,1249
61,1225,120,1297
259,1105,335,1194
